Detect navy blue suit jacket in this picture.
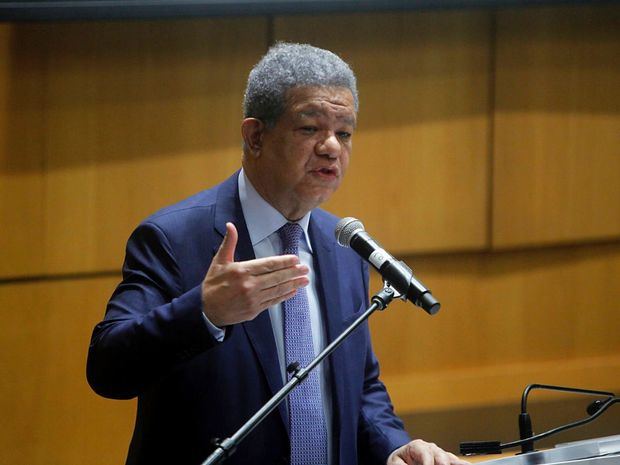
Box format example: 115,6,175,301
87,172,410,465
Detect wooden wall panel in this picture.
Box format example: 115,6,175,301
0,277,134,465
0,19,267,278
368,241,620,412
493,5,620,248
0,24,47,277
275,10,491,254
1,5,619,459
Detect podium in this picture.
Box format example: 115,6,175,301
476,435,620,465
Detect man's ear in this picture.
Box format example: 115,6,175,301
241,118,265,158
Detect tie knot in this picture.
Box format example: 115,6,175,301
278,222,303,255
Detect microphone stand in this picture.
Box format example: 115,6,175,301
201,283,400,465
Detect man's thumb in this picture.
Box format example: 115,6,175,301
214,222,238,264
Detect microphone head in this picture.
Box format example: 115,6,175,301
335,217,365,247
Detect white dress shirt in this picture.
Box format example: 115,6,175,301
238,169,333,463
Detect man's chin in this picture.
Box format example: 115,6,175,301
304,189,338,207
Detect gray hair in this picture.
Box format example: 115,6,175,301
243,42,358,126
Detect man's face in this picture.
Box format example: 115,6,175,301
244,86,357,221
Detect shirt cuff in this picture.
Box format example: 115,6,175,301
201,312,226,342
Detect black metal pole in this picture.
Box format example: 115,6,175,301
201,285,397,465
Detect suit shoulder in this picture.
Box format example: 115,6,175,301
139,172,237,232
144,189,217,225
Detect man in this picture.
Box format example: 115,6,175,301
87,42,468,465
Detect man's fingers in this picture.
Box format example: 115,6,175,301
244,254,301,274
416,448,434,465
258,276,309,306
388,440,469,465
387,455,407,465
213,222,238,265
260,289,298,309
254,263,309,289
447,453,470,465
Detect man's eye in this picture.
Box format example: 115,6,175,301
337,131,352,140
300,126,318,134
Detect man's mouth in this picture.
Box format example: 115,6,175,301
312,167,339,178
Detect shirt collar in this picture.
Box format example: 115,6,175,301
238,169,313,252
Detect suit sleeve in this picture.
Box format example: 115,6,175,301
357,261,412,464
87,221,218,400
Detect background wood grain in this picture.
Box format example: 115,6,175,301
0,4,618,463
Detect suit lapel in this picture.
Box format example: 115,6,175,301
213,172,288,430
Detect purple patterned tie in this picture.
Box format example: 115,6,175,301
278,223,328,465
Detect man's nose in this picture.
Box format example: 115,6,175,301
315,132,340,159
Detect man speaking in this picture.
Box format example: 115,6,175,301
87,42,467,465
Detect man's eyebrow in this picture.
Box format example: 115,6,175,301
298,109,321,118
297,110,357,127
342,116,357,128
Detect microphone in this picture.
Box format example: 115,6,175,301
460,384,618,456
335,217,440,315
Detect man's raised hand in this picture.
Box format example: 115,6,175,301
201,222,309,327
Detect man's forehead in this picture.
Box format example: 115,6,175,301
285,86,356,123
286,86,354,106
